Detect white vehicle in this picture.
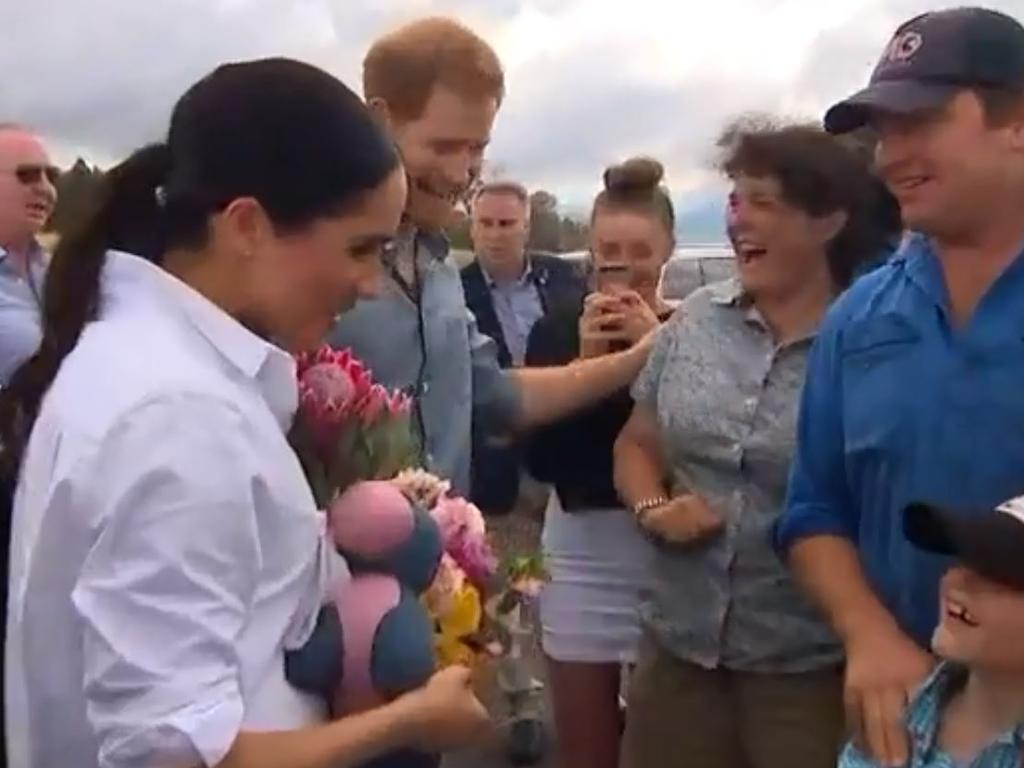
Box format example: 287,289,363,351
558,245,735,302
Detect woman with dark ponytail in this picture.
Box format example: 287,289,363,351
1,59,487,768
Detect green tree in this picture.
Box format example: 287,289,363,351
47,158,105,235
528,190,561,252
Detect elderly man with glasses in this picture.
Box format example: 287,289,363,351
0,123,58,386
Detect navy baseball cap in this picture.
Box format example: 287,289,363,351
825,7,1024,134
904,494,1024,590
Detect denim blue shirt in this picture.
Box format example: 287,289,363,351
327,231,521,495
0,242,47,385
838,663,1024,768
479,258,544,367
778,233,1024,647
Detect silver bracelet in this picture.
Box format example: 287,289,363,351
632,495,669,522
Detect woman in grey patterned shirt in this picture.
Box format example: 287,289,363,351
614,120,901,768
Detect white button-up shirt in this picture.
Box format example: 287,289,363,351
6,251,333,768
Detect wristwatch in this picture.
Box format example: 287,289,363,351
632,495,669,524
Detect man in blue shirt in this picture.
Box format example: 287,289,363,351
328,19,652,498
0,124,57,385
777,8,1024,768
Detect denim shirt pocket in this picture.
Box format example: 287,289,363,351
840,315,921,455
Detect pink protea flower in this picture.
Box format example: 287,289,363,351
359,384,391,426
388,390,413,416
296,346,375,446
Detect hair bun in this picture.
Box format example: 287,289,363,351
603,157,664,194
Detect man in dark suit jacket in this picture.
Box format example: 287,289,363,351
460,181,584,515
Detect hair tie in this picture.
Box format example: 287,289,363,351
154,185,167,208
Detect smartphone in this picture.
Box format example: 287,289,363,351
595,263,631,293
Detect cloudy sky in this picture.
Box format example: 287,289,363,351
4,0,1024,239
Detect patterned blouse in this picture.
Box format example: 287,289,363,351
631,278,841,673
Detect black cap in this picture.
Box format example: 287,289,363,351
904,495,1024,590
825,7,1024,134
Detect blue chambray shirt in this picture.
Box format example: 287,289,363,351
327,231,521,495
838,663,1024,768
478,258,544,367
0,242,47,385
779,234,1024,648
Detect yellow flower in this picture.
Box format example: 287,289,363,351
433,582,482,668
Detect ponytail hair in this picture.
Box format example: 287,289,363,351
0,57,399,479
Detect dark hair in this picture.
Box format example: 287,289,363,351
592,157,676,238
363,17,505,122
718,117,900,288
0,57,399,477
975,84,1024,126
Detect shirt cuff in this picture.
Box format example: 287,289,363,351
774,503,854,556
98,681,244,768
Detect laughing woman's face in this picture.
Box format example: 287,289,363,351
726,173,840,301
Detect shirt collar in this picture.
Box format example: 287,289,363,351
707,277,767,328
707,277,747,307
899,233,951,311
708,277,820,345
102,250,297,427
480,256,533,288
415,228,451,261
0,240,47,272
907,663,1024,758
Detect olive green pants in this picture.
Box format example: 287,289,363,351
620,631,845,768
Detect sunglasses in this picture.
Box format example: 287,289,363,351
4,164,60,186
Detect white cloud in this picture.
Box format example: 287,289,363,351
5,0,1024,219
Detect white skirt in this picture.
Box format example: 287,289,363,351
539,491,653,664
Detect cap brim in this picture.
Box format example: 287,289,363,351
904,503,1024,590
824,80,960,134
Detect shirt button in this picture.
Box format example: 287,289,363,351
421,381,431,395
745,397,757,412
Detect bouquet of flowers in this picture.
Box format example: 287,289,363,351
285,344,544,731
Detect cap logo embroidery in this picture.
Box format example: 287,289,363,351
884,31,923,63
996,495,1024,525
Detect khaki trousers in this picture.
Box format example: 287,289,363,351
620,632,845,768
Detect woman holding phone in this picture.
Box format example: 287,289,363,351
523,157,675,768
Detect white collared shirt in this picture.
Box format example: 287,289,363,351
6,251,334,768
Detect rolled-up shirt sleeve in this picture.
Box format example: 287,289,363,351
776,312,857,554
71,393,262,768
468,307,522,432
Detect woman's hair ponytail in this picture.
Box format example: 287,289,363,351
0,57,400,478
0,144,171,478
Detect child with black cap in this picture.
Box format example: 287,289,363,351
839,497,1024,767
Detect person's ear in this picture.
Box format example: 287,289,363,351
367,97,394,134
813,210,848,248
217,196,274,261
